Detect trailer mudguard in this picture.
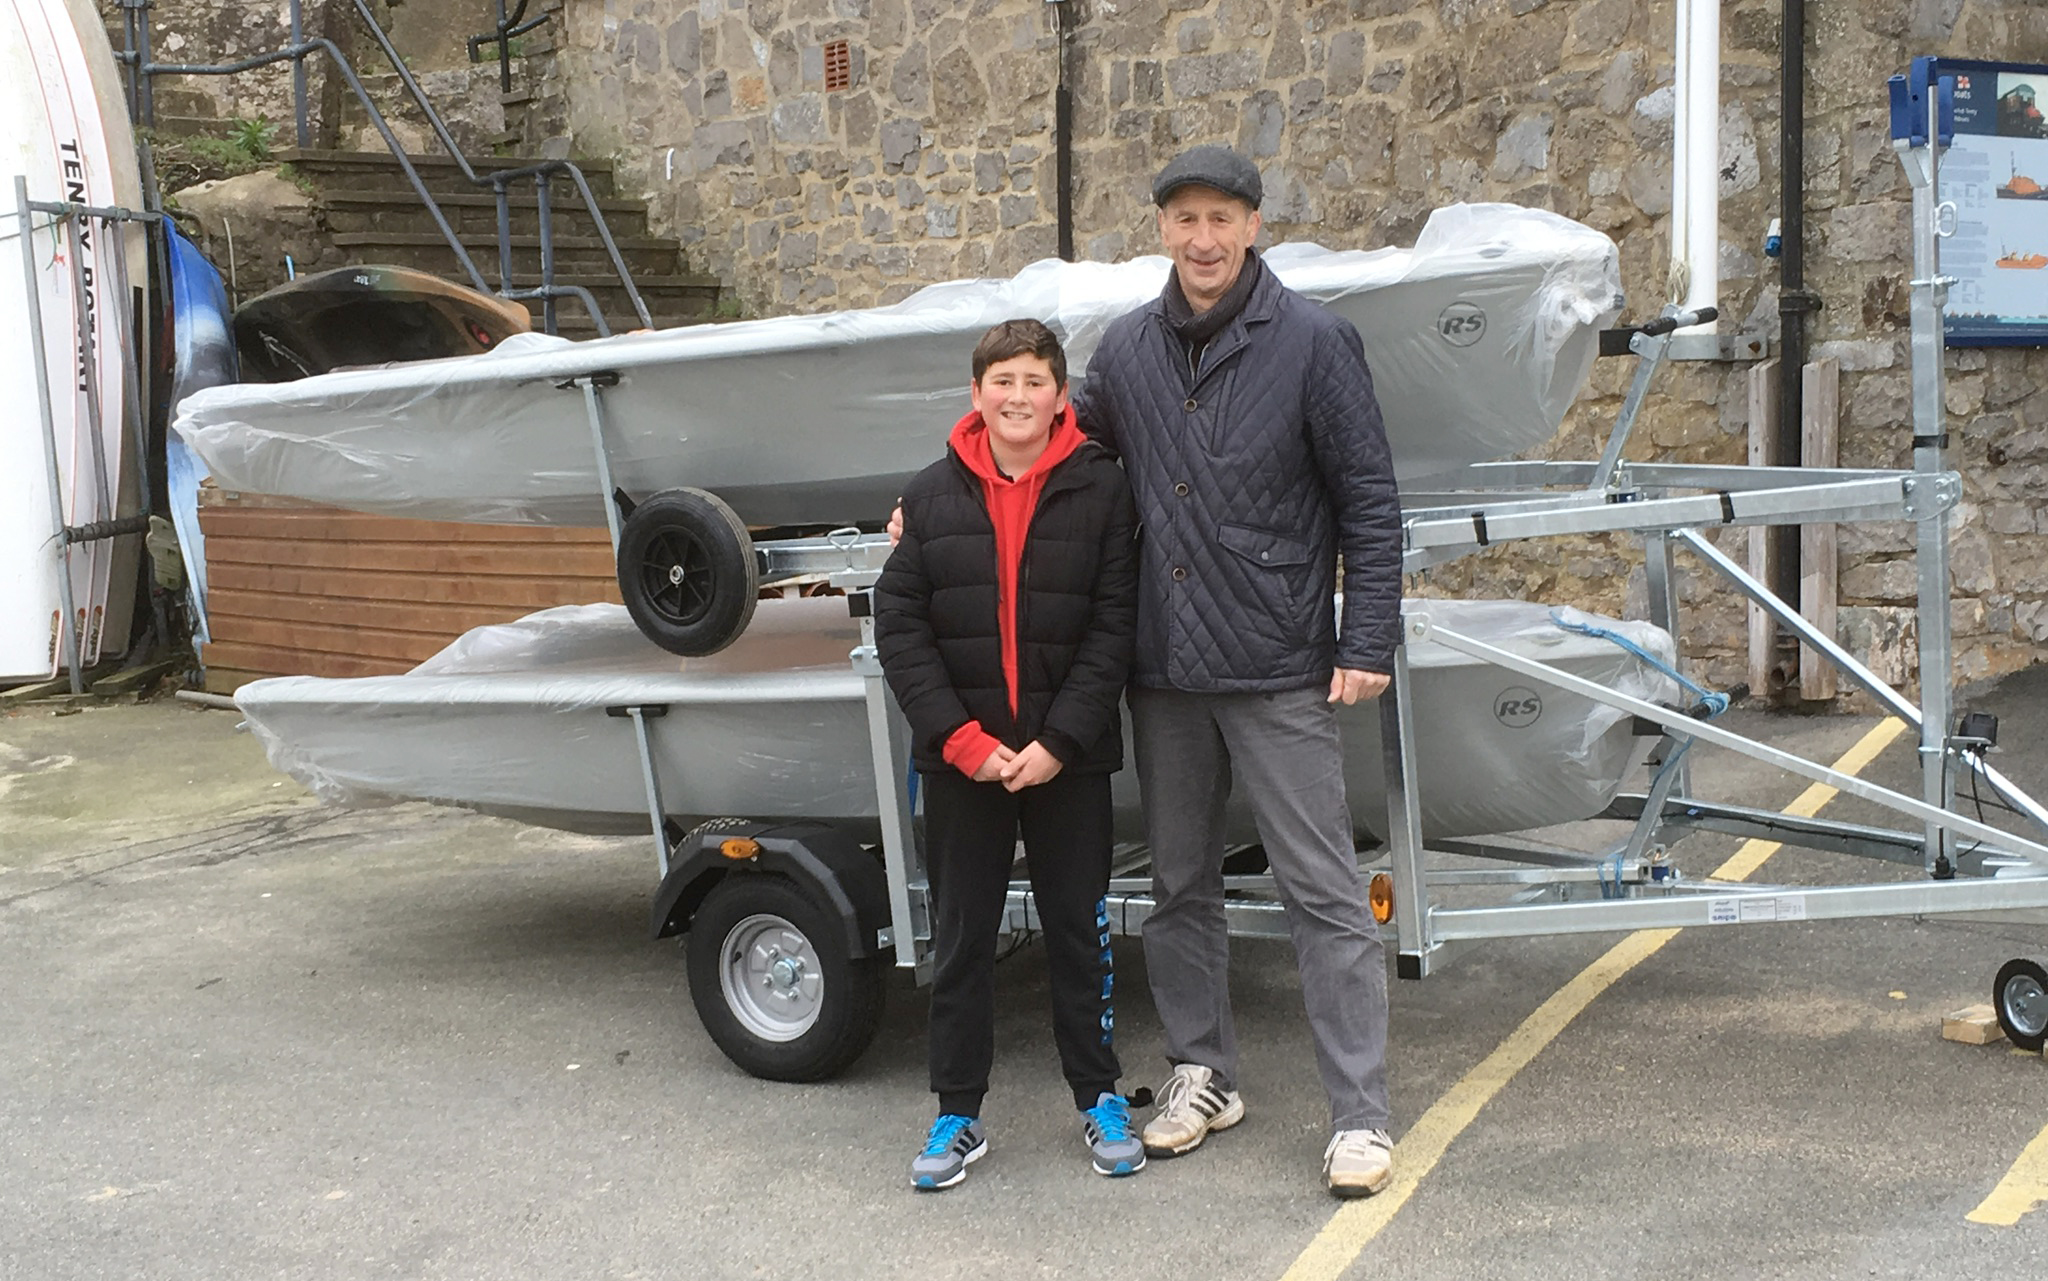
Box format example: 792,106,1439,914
650,820,892,959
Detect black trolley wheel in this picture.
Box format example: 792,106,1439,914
1993,957,2048,1054
685,873,886,1082
616,487,759,656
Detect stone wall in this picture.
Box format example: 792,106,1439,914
544,0,2048,701
106,0,519,155
128,0,2048,703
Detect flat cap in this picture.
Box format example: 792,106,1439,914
1151,145,1262,209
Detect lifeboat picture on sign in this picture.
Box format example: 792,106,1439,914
1995,248,2048,270
1997,156,2046,200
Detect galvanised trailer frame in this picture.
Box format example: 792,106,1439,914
584,64,2048,1075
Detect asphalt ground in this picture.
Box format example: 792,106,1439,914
3,688,2046,1280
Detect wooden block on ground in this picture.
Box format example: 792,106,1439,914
88,658,182,696
1,677,75,703
1942,1003,2006,1045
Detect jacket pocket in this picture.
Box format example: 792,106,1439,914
1217,522,1310,569
1213,522,1316,652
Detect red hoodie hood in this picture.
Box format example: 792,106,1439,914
948,406,1086,482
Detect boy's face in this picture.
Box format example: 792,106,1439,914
970,353,1068,452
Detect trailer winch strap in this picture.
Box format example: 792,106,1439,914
1550,609,1730,719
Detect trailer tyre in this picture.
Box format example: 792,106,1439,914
686,874,885,1082
618,487,758,656
1992,957,2048,1054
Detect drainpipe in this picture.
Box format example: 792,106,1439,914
1774,0,1818,694
1671,0,1720,349
1050,0,1074,261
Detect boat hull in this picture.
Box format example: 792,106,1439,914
1,0,147,679
236,596,1674,845
175,205,1621,530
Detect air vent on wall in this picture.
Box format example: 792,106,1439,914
824,40,852,92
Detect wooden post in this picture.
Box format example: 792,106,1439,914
1747,359,1781,700
1800,357,1840,701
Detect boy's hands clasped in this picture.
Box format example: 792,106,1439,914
968,744,1015,784
969,740,1062,791
998,741,1063,791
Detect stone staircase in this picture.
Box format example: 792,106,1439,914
277,147,722,338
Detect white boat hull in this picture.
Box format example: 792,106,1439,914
236,596,1675,844
1,0,146,680
175,205,1622,530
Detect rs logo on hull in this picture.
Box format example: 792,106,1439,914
1494,686,1542,728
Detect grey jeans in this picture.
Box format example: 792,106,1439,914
1130,684,1391,1133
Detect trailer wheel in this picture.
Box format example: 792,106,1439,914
686,873,885,1081
618,487,759,656
1992,957,2048,1054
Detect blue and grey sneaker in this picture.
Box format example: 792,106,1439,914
910,1114,987,1191
1081,1092,1146,1177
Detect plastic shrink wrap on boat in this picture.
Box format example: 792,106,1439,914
236,596,1677,843
174,203,1621,528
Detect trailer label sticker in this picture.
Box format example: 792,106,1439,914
1709,895,1810,925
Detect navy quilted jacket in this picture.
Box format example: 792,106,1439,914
1071,263,1403,691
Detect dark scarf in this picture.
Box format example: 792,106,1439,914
1163,247,1263,370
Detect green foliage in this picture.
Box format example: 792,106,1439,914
227,117,277,163
147,117,281,193
712,293,744,320
275,162,316,197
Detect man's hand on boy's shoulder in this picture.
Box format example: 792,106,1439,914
999,742,1064,792
887,503,904,547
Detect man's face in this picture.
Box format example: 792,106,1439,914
971,353,1068,453
1156,185,1262,311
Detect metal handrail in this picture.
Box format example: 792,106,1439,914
117,3,653,337
343,0,650,332
142,42,494,297
468,0,552,95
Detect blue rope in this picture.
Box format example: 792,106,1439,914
1549,609,1729,719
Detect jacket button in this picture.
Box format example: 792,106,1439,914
1183,398,1198,412
1174,482,1189,496
1171,566,1187,581
1260,551,1270,561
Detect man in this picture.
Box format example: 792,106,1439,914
1069,145,1402,1198
888,144,1403,1197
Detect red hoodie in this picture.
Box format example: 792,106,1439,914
939,406,1087,777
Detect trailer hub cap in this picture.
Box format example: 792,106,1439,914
719,912,825,1042
2005,971,2046,1038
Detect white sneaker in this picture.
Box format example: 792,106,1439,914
1323,1128,1394,1198
1140,1063,1245,1157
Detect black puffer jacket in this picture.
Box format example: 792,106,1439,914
874,431,1139,775
1071,258,1403,691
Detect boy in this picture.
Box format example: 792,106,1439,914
874,318,1141,1190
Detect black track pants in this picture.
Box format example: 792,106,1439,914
922,768,1121,1117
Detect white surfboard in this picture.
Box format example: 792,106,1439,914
0,0,146,681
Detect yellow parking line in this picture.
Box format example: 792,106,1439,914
1968,1125,2048,1226
1281,716,1909,1281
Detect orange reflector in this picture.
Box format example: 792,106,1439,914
720,837,762,860
1368,871,1394,925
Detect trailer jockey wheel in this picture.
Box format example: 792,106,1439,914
1992,957,2048,1054
617,487,759,656
686,873,886,1082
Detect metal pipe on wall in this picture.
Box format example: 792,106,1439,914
1051,0,1075,261
1671,0,1721,343
1773,0,1817,694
